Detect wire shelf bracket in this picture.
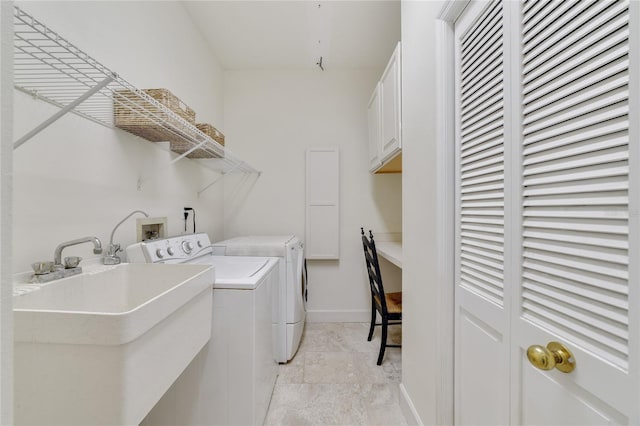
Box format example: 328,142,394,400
197,167,262,198
14,75,114,149
136,138,210,191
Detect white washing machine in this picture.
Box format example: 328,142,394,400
127,233,279,426
211,235,306,363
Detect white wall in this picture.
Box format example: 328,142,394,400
223,69,402,321
400,1,446,424
12,1,227,272
1,2,13,422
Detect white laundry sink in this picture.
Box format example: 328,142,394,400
13,263,214,426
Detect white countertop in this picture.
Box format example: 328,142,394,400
376,242,402,268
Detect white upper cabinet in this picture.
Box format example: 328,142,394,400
380,42,402,162
367,82,382,171
368,42,402,174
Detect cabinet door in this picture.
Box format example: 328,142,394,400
367,82,382,172
380,42,402,162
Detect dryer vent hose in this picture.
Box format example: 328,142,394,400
304,259,308,302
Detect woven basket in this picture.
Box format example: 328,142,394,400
196,123,225,146
113,88,196,142
170,123,225,159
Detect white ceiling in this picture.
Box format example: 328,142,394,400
182,1,401,71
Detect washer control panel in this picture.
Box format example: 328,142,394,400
126,233,212,264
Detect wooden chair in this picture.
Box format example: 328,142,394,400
361,228,402,365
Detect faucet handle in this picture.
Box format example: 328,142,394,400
103,243,122,265
107,243,121,256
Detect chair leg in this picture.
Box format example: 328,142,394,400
377,316,388,365
367,301,376,342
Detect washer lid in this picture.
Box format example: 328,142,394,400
209,256,270,279
206,256,277,289
212,235,297,257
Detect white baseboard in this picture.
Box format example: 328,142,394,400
305,309,370,323
399,383,423,426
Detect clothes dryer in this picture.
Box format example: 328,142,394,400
211,235,306,363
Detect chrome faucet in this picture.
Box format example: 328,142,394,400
54,236,103,266
104,210,149,265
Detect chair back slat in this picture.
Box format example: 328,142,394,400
361,228,389,313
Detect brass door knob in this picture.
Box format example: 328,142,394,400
526,341,575,373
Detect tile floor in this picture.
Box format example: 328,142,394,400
265,322,406,426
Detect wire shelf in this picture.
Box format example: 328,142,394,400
13,5,258,177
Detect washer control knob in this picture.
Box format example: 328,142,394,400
167,247,175,256
156,248,166,259
182,241,193,254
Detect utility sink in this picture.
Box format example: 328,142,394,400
13,263,214,426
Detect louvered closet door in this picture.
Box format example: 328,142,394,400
454,0,639,424
513,0,638,423
454,1,511,424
